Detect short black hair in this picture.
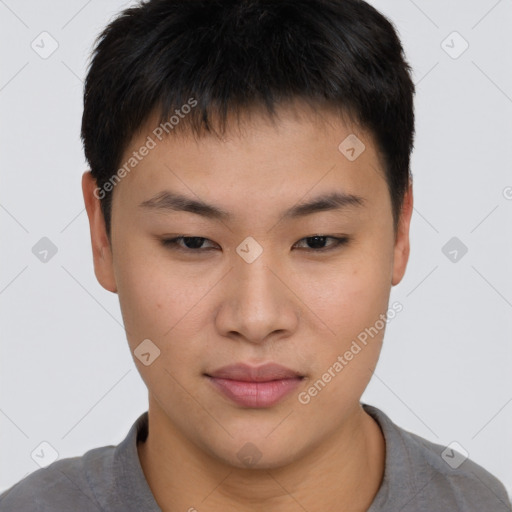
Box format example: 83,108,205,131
81,0,415,239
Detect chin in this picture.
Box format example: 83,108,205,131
201,433,307,471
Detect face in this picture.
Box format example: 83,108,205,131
83,102,412,469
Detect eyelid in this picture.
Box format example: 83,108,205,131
160,235,350,253
161,236,218,251
293,235,349,251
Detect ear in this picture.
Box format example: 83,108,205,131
391,182,413,286
82,171,118,293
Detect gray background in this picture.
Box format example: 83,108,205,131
1,0,511,498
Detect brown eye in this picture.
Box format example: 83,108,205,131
293,236,350,251
161,236,218,251
160,235,350,253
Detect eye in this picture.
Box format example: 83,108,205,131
160,235,350,253
161,236,218,251
293,235,350,252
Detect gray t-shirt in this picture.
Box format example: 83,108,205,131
1,403,511,511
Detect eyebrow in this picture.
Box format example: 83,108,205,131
138,190,365,220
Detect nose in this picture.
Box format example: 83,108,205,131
214,248,300,345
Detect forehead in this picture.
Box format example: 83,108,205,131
114,102,387,216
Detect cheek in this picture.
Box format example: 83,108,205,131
320,255,391,334
304,237,393,373
114,244,216,368
114,247,180,343
300,265,390,413
115,263,203,395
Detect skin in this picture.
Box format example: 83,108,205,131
82,101,413,512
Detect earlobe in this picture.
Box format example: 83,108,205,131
81,171,118,293
391,182,413,287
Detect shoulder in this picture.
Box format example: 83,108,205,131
403,428,511,510
363,404,512,512
0,444,115,512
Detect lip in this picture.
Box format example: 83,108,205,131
205,363,304,408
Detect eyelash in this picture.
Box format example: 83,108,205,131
160,235,350,253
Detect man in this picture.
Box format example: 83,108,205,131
1,0,510,510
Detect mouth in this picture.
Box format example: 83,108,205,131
204,363,305,408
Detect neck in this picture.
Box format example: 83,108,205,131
137,399,385,512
